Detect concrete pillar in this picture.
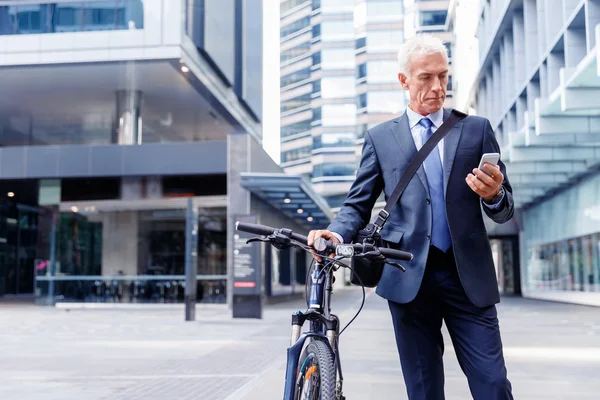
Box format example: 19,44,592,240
536,0,547,52
513,12,526,87
547,52,565,94
101,211,139,276
115,90,143,145
586,0,600,51
524,0,539,71
565,26,587,68
227,133,251,308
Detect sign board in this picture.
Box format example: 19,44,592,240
233,214,262,296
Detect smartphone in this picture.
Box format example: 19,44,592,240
478,152,500,175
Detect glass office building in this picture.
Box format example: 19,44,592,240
0,0,333,306
469,0,600,306
280,0,454,213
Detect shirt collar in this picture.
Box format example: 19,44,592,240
406,106,444,129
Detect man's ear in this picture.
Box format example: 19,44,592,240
398,73,409,90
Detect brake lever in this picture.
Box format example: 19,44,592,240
359,250,406,272
246,231,292,250
387,261,406,272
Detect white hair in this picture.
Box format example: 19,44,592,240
397,34,448,77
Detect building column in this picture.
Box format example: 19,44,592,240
115,90,143,145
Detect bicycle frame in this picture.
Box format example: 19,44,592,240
282,259,344,400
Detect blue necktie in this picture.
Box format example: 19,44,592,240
419,117,452,252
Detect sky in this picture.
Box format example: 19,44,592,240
262,4,281,164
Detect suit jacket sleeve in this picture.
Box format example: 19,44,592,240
481,119,514,223
327,130,384,243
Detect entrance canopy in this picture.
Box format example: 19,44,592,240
240,173,334,230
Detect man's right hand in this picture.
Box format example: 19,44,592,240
307,229,340,262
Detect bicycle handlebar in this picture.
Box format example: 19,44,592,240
235,221,413,262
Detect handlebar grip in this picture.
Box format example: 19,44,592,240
379,247,413,261
235,221,309,244
235,221,276,236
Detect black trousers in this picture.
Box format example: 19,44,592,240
388,246,513,400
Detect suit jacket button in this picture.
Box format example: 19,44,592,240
426,198,431,204
427,234,431,240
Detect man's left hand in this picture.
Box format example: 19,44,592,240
465,163,503,202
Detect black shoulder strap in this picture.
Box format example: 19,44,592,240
373,108,467,231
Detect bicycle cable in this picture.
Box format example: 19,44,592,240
282,239,368,337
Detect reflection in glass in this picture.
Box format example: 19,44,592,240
0,1,144,35
34,206,228,304
282,145,312,163
419,10,448,27
313,163,356,178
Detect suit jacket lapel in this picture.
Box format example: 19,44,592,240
391,112,429,195
442,108,465,194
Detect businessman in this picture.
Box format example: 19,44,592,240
308,34,514,400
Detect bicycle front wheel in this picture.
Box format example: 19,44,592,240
294,339,336,400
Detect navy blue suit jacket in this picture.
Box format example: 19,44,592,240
328,109,514,308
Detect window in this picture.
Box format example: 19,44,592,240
419,10,448,27
313,132,355,149
366,30,403,53
281,42,311,63
356,63,367,79
357,93,367,109
322,104,357,126
281,94,312,113
366,60,398,83
312,107,322,122
0,1,144,35
321,20,354,41
280,67,311,88
312,51,322,66
444,42,452,59
281,0,310,14
312,79,322,94
321,76,356,99
321,0,354,14
281,16,310,39
312,24,321,38
313,163,357,178
355,36,366,50
282,145,312,163
321,48,355,70
281,121,312,138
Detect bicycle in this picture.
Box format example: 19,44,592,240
235,221,413,400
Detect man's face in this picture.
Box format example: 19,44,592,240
398,52,448,116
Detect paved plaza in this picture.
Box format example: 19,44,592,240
1,289,600,399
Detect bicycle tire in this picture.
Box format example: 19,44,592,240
294,339,336,400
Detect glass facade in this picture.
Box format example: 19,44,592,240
0,0,144,35
34,205,228,304
313,163,356,178
418,10,447,27
281,145,312,163
523,173,600,295
313,132,355,149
